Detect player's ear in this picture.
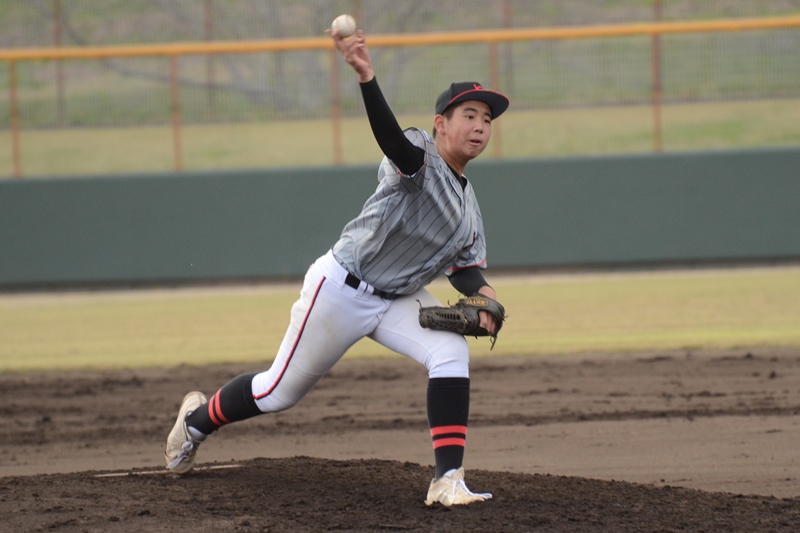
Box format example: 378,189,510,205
433,114,446,138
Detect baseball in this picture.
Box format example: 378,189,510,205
331,14,357,38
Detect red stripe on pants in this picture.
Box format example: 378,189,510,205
254,276,327,401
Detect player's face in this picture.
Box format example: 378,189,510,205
444,100,493,160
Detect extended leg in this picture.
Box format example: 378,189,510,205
165,252,384,473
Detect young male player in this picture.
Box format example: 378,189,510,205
165,26,509,507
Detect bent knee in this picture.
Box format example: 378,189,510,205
254,393,299,414
426,333,470,379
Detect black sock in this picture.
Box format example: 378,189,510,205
185,372,263,436
427,377,470,478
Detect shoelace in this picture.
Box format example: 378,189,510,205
167,440,195,470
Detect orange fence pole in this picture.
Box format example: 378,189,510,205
8,61,22,177
651,0,663,153
53,0,65,126
169,56,183,172
330,50,343,166
489,41,502,159
204,0,216,116
502,0,514,98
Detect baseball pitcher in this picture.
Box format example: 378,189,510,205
165,24,508,507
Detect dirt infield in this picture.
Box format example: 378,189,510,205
2,349,800,532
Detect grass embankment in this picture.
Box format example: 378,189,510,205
2,266,799,372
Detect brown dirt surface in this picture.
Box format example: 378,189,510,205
2,348,800,532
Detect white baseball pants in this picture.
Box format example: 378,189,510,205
251,250,470,413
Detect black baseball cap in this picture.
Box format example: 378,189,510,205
435,81,509,119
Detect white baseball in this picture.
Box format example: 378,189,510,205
331,14,357,38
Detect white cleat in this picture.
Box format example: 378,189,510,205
164,391,207,474
424,467,492,507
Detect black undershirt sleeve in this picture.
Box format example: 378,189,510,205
448,266,489,296
360,77,425,176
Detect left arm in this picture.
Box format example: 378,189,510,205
449,267,499,334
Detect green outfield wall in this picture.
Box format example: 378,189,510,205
1,148,798,289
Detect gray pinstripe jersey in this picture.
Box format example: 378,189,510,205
332,127,487,295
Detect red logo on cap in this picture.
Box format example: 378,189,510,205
474,84,483,90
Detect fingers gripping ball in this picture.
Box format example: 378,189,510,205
418,295,506,349
331,14,357,38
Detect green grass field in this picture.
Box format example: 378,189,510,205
2,98,799,177
2,266,799,373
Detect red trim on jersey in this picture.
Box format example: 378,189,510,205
253,276,327,401
432,437,466,449
430,425,468,437
448,259,487,272
208,392,230,426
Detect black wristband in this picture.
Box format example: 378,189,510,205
448,267,488,296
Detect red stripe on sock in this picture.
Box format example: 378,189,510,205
432,437,466,449
208,393,230,426
254,276,327,401
430,425,467,437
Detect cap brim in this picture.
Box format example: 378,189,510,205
443,90,509,119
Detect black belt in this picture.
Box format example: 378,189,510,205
345,273,398,300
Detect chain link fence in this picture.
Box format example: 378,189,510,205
1,0,799,176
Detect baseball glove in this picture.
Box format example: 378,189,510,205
418,295,506,349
